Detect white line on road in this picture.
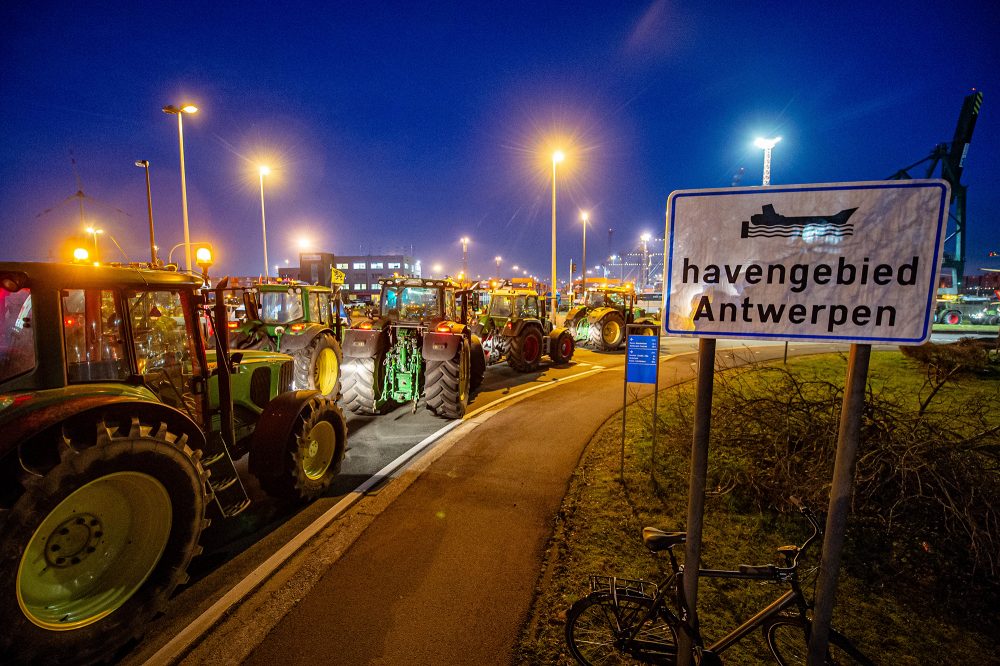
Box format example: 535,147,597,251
144,365,606,665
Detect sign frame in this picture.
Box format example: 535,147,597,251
663,180,950,345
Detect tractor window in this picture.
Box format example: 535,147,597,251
517,296,539,318
382,287,441,321
317,293,331,324
261,290,304,324
0,287,34,383
608,293,625,308
128,290,199,417
62,289,128,383
445,291,456,321
490,296,512,318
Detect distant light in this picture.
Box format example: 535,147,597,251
296,237,312,250
552,150,565,164
85,227,103,235
73,247,89,261
259,164,271,176
754,136,781,150
580,211,589,223
641,233,652,242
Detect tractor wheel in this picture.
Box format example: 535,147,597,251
943,310,962,325
508,326,543,372
0,418,209,665
589,312,626,350
256,396,347,502
425,338,471,419
294,332,342,398
470,336,486,391
550,330,575,365
341,353,385,415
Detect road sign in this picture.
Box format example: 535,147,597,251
625,334,658,384
664,180,950,344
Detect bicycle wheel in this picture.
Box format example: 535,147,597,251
766,618,874,666
566,592,678,665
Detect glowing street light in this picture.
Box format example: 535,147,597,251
84,226,104,263
494,255,502,274
640,232,652,288
460,236,470,279
162,103,199,272
753,136,781,186
72,247,89,263
195,246,213,284
512,264,519,272
551,149,565,321
432,263,443,276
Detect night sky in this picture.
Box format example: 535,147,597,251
1,1,998,281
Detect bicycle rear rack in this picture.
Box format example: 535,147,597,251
589,575,658,599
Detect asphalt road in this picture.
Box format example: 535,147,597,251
122,337,846,664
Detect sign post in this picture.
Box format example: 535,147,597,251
621,325,661,483
664,180,950,665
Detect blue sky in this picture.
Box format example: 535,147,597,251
1,1,997,280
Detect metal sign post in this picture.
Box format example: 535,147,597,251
663,180,950,665
621,325,661,483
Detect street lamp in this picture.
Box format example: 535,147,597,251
258,164,271,280
494,255,502,275
512,264,519,272
84,226,104,263
134,160,158,265
460,236,470,280
195,246,213,285
162,103,198,272
72,247,89,263
580,211,589,298
753,136,781,186
640,233,653,288
551,149,565,321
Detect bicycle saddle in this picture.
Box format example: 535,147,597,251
642,527,686,551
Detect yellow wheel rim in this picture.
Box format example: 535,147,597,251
301,419,336,480
17,472,172,630
315,347,339,395
603,321,621,345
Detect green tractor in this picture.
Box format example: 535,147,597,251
564,284,659,351
470,283,574,371
232,282,344,398
0,262,348,664
340,277,485,419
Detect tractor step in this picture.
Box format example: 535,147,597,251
202,432,251,518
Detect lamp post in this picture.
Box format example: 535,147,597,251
162,103,198,272
84,226,104,263
754,136,781,186
134,160,158,265
460,237,470,282
580,211,589,299
641,233,652,289
551,150,565,321
258,165,271,280
494,255,502,276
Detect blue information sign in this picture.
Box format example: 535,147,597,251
626,335,658,384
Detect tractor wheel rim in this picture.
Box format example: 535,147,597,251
524,336,540,362
302,420,336,480
17,472,172,630
459,349,469,403
315,347,339,395
560,336,572,357
603,321,621,344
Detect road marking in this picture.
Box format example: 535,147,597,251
145,365,605,665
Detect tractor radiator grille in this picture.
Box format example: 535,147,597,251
250,367,271,408
279,360,294,393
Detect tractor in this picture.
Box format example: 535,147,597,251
232,281,344,398
564,283,659,351
340,277,485,419
0,262,348,664
470,282,574,371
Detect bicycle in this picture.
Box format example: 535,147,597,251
565,497,874,665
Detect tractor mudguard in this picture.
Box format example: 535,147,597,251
586,306,617,324
4,396,207,461
277,324,330,354
342,328,384,359
548,326,570,343
247,389,322,478
504,319,543,339
422,331,463,361
565,305,587,325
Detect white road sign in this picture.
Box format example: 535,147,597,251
663,180,950,344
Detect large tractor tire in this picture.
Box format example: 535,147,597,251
294,332,342,398
470,336,486,391
589,312,626,351
550,330,575,365
341,353,385,415
508,326,543,372
425,339,471,419
0,417,210,665
942,310,962,325
255,396,347,502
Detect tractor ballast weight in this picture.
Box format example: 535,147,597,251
0,262,349,664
